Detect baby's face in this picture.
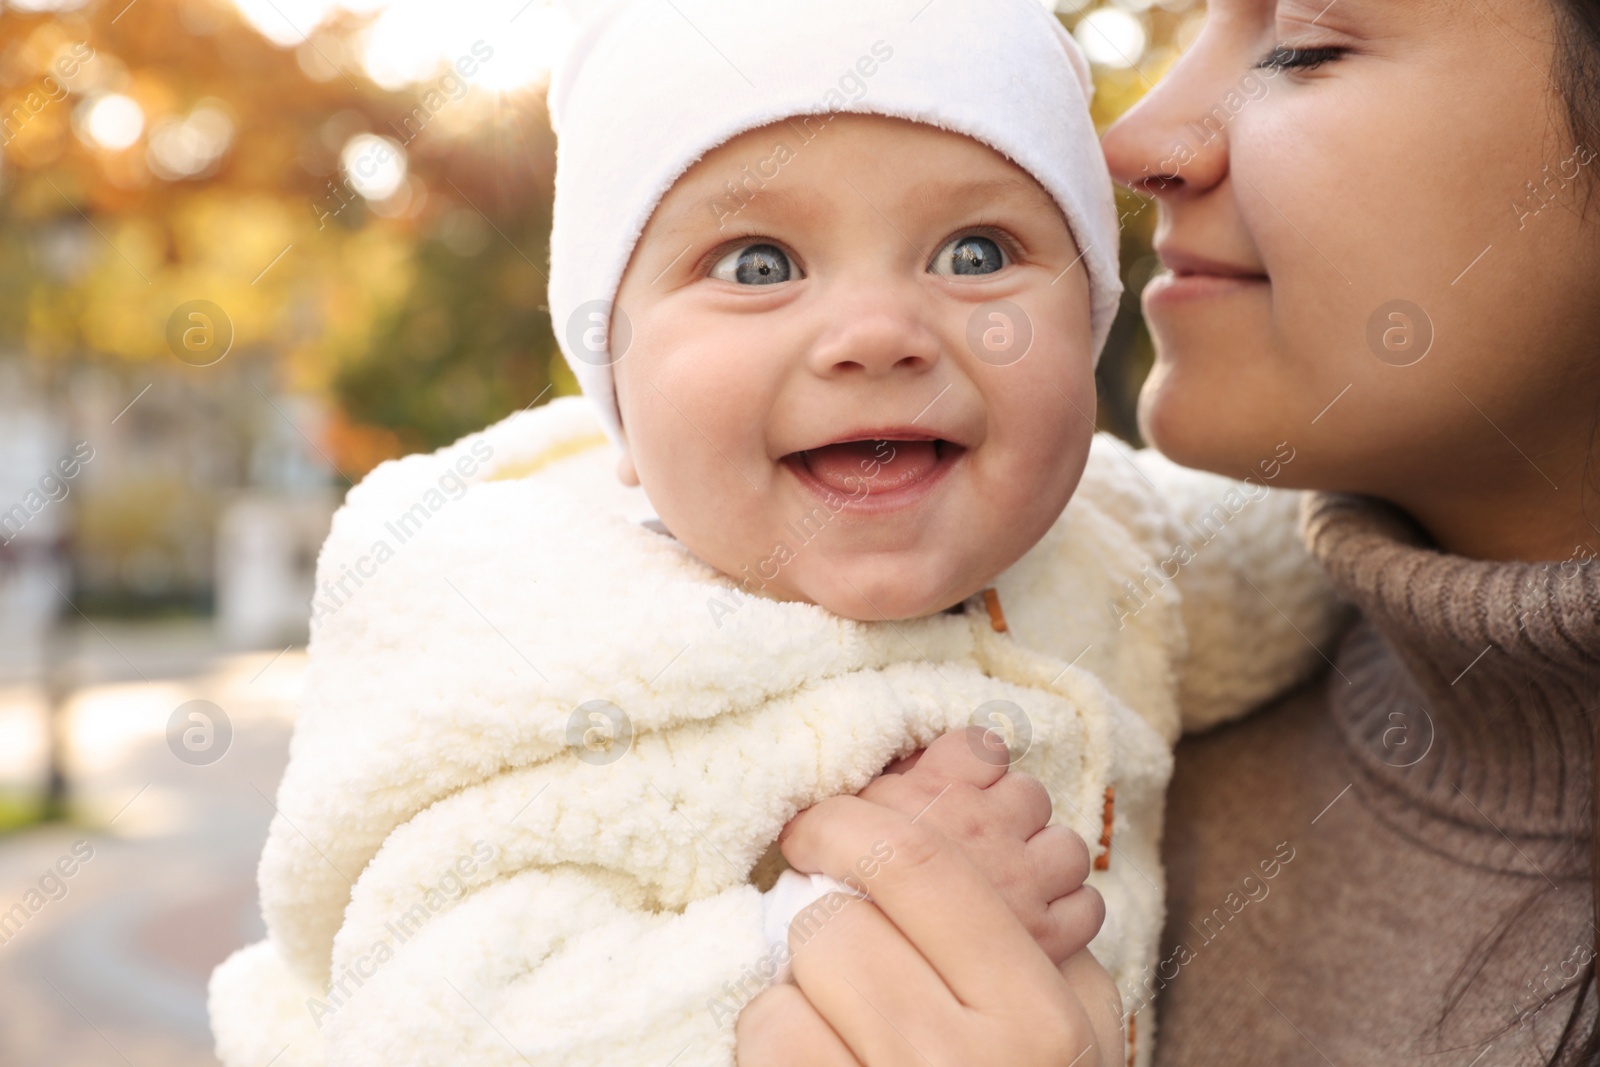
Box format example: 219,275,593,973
611,114,1095,621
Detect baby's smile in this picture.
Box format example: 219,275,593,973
610,113,1100,621
783,435,965,513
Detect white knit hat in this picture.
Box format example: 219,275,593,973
547,0,1122,444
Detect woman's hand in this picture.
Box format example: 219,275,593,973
736,733,1124,1065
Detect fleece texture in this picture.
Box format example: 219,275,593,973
209,397,1341,1067
545,0,1121,443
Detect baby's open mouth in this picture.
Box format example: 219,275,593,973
786,437,964,498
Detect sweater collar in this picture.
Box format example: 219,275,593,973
1301,492,1600,876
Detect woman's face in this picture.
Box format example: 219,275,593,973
1102,0,1600,561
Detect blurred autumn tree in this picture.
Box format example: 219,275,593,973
1,0,564,478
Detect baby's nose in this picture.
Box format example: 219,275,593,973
807,298,941,378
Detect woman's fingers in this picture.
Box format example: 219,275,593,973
736,983,861,1067
788,894,962,1066
779,793,1065,1010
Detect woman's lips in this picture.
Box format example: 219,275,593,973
1146,247,1269,306
784,438,962,512
1144,269,1270,306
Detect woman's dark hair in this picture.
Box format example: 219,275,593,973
1554,0,1600,161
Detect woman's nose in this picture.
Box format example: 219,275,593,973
1101,34,1234,199
806,287,942,378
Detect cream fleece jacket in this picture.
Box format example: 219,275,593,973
208,396,1341,1067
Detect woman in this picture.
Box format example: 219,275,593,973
739,0,1600,1062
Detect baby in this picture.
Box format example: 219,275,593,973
209,3,1341,1066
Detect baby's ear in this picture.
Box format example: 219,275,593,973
616,449,641,487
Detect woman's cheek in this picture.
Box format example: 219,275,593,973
1231,109,1375,382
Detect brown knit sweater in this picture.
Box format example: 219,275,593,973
1152,492,1600,1067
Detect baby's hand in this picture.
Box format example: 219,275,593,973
856,727,1103,966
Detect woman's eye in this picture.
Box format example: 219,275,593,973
1254,45,1348,73
931,234,1006,277
711,243,795,285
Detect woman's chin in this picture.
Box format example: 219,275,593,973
1136,358,1270,479
1136,360,1206,464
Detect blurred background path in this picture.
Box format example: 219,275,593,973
0,627,302,1066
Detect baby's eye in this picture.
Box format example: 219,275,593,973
930,234,1006,277
711,243,796,285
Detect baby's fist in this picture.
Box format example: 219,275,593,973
858,726,1104,965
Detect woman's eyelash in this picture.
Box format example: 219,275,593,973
1255,45,1348,72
